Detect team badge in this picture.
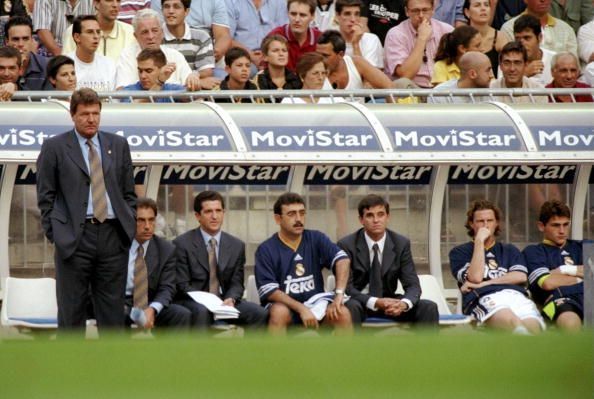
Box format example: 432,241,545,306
295,263,305,276
487,259,498,270
563,257,574,265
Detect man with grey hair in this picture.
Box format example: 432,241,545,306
545,52,593,103
430,51,494,103
115,8,200,89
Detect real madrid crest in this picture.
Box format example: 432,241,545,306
295,263,305,276
488,259,498,270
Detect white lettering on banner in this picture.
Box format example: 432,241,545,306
394,129,517,148
284,275,315,295
251,129,373,147
115,130,225,147
450,165,575,180
538,130,594,147
306,165,432,182
18,165,35,180
0,129,53,146
161,165,289,181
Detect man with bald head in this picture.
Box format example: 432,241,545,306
546,52,593,103
430,51,493,103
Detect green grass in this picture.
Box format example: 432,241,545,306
0,330,592,399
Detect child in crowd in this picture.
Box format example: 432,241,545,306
215,47,257,103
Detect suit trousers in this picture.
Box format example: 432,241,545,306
55,220,128,330
346,298,439,326
176,297,268,329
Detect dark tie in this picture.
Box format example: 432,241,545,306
86,139,108,222
208,238,220,295
369,243,382,297
133,245,148,309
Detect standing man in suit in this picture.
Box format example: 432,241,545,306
173,190,267,329
125,197,191,329
338,194,438,326
36,88,136,331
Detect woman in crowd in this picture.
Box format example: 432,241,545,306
432,25,482,86
46,55,77,91
464,0,507,77
253,35,301,102
281,52,343,104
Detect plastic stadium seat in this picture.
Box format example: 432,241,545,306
418,274,473,326
1,277,58,329
245,275,259,304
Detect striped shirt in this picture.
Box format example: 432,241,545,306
162,23,215,72
118,0,151,24
32,0,94,48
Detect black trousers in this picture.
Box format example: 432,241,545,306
55,220,128,331
176,297,268,330
346,298,439,325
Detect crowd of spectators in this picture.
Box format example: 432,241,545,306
1,0,594,102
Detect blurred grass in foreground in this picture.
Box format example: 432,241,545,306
0,330,592,399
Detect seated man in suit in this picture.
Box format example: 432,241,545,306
174,190,268,329
255,192,352,335
339,194,438,326
125,197,191,329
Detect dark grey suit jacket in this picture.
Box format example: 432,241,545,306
145,235,177,307
173,228,245,302
338,228,421,307
36,129,136,259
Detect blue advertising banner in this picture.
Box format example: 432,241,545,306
532,126,594,151
242,126,381,152
304,165,433,185
15,165,147,185
160,165,290,185
388,127,523,151
0,125,233,151
448,165,576,184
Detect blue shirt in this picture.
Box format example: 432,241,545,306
433,0,464,27
152,0,229,34
199,228,222,260
121,82,186,102
522,239,583,305
449,241,528,311
255,229,348,305
225,0,289,50
74,130,115,219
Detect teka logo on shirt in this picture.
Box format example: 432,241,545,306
245,127,380,151
391,127,521,151
535,128,594,150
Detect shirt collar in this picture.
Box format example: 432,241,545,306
364,231,386,255
131,238,150,255
521,11,556,27
162,22,191,41
74,129,100,147
199,227,222,246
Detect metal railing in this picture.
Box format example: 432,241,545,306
10,88,594,104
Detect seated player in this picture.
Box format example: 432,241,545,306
449,199,545,334
255,192,352,335
522,200,584,331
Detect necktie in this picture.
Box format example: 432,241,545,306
369,243,382,297
133,245,148,309
208,238,220,295
86,139,108,222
